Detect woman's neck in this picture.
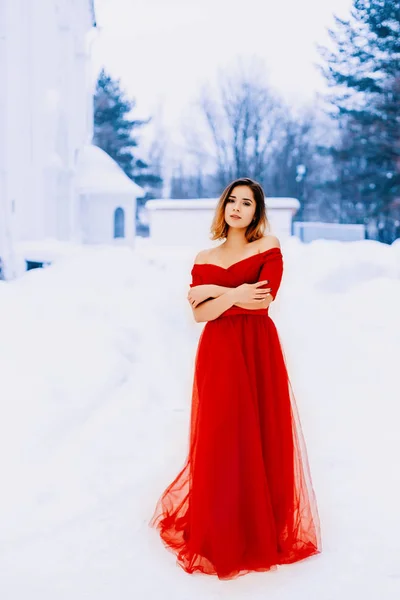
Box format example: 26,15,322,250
223,229,249,250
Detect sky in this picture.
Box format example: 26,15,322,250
91,0,353,160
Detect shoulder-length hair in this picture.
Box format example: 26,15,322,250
210,177,270,242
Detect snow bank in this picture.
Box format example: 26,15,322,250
0,237,398,599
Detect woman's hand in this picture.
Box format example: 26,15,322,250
187,284,213,308
232,281,272,304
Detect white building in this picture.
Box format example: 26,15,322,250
76,144,144,244
0,0,143,278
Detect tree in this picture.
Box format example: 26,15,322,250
184,58,286,188
179,57,334,221
93,69,150,179
133,130,165,200
318,0,400,235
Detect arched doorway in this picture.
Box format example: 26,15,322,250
114,207,125,238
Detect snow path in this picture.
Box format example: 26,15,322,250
0,238,399,599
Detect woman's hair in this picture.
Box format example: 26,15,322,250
210,177,270,242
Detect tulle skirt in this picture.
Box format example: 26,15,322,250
150,312,322,579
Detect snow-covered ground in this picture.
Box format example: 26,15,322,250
0,236,399,599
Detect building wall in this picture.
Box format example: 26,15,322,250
0,0,94,276
80,195,136,245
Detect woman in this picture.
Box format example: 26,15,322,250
150,177,322,579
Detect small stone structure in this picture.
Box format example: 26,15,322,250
75,145,145,244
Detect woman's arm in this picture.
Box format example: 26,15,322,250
190,284,272,310
235,297,273,310
212,285,272,310
192,289,237,322
187,284,233,309
195,284,232,301
192,282,271,322
210,284,233,297
238,236,282,309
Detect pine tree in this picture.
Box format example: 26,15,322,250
319,0,400,235
132,135,164,200
93,69,150,179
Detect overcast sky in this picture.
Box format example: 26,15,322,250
92,0,353,160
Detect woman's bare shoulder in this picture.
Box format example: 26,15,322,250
193,248,214,265
258,234,281,251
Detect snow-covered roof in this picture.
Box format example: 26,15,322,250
76,144,145,197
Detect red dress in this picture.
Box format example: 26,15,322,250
150,247,322,579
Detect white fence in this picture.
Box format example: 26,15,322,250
293,221,366,243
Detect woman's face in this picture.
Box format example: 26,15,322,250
224,185,257,229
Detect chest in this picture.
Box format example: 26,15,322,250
198,260,263,287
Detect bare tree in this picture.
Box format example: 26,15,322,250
184,57,286,187
177,57,337,217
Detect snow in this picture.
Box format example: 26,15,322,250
76,144,145,196
0,236,399,599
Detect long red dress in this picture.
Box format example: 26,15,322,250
150,247,322,579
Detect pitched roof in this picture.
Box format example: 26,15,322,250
76,145,145,196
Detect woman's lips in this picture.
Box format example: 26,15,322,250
230,215,241,219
